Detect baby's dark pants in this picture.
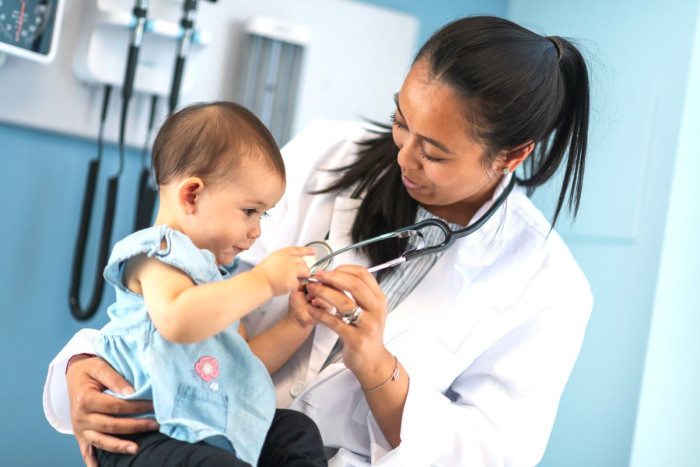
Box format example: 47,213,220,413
96,409,327,467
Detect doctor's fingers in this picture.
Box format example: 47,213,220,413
74,388,155,418
304,281,357,315
314,266,387,313
69,355,134,397
74,408,158,437
75,435,98,467
81,428,140,457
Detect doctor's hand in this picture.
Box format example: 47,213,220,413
305,266,395,384
66,355,158,466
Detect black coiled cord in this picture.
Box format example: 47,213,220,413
68,86,118,321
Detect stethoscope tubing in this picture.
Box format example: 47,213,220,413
307,175,517,275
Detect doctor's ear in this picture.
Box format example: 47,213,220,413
177,177,204,214
500,140,534,174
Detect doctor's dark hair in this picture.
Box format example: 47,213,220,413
152,101,284,186
317,15,590,268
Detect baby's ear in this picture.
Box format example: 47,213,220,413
177,177,204,214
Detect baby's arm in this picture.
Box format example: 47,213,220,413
247,286,330,374
136,246,314,344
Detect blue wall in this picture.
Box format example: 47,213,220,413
0,1,508,465
508,0,700,466
629,3,700,464
0,125,141,465
8,1,698,466
352,0,508,47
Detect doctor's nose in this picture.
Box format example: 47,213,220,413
396,139,422,170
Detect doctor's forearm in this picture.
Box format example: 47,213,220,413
360,359,410,448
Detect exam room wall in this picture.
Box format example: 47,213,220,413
508,0,700,466
0,1,507,465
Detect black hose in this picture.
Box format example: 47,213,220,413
134,169,157,232
68,86,116,321
133,95,159,231
169,55,186,114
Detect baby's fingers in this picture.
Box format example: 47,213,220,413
287,246,317,257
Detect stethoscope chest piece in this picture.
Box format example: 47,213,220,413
305,241,334,272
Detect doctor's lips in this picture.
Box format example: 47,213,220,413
401,174,424,190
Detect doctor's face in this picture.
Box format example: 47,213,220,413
392,59,503,226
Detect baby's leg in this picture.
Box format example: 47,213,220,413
96,431,251,467
258,409,327,467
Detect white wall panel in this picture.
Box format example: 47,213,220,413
0,0,417,148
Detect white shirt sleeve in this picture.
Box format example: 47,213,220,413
43,328,99,433
365,292,592,467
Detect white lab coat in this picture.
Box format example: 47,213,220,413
44,120,592,466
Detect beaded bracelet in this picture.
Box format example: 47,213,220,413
362,356,399,393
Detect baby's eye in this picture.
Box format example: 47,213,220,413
243,208,259,217
244,209,270,218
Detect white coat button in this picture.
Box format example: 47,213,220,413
290,382,304,397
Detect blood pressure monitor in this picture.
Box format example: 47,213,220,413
0,0,64,64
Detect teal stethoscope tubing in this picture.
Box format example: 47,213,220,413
306,175,517,279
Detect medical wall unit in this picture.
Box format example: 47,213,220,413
235,16,310,145
0,0,65,64
0,0,417,149
72,0,210,99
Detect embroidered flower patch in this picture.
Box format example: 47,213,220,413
194,356,220,382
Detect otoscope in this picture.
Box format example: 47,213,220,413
168,0,217,113
133,0,218,231
169,0,197,113
69,0,151,320
125,0,153,234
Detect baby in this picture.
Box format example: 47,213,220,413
94,101,325,466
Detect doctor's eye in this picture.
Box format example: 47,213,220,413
390,111,407,131
421,151,444,164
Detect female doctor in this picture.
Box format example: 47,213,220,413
44,16,593,466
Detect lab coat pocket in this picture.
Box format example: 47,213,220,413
351,393,370,424
173,384,228,432
299,397,318,419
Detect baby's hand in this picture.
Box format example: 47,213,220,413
287,284,332,328
253,246,315,296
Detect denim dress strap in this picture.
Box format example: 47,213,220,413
103,226,228,293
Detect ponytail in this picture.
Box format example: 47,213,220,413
317,16,591,266
517,37,590,225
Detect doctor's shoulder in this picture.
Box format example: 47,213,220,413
507,192,593,312
281,119,370,161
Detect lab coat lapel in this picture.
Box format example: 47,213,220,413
383,242,466,344
383,192,510,344
306,195,370,382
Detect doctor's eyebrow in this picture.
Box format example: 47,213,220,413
393,93,453,155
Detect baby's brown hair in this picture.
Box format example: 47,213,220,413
152,101,284,186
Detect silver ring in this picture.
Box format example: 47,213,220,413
341,305,363,325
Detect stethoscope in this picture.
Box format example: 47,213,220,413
304,175,516,282
135,0,217,231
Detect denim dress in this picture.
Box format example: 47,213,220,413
95,225,276,466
